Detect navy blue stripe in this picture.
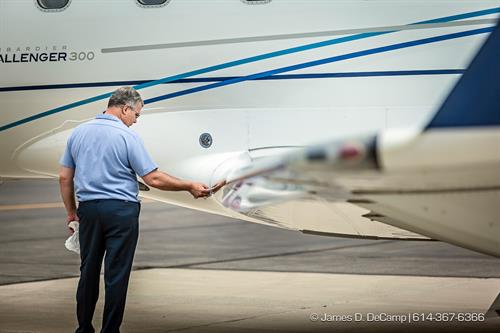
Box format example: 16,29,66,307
0,70,466,92
144,28,493,105
254,70,466,79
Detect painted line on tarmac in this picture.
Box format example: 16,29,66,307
0,202,65,211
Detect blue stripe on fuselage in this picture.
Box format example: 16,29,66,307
0,70,466,92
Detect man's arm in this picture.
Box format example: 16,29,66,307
141,169,212,199
59,166,79,229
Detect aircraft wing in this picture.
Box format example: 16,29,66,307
214,23,500,257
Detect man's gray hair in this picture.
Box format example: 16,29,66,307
108,87,143,108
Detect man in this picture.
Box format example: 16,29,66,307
59,87,218,333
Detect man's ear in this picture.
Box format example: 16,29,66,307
121,107,130,120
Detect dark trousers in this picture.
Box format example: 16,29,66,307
75,199,140,333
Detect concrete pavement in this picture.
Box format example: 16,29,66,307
1,179,500,332
1,268,499,332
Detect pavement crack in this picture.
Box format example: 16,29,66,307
163,309,296,332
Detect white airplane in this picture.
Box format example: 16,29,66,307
1,0,499,258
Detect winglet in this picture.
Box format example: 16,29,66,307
426,23,500,129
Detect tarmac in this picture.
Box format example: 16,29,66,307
1,179,500,332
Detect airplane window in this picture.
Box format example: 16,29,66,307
37,0,70,10
137,0,169,5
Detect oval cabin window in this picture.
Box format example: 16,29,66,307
37,0,70,10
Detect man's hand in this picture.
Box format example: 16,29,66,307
208,180,226,195
188,182,210,199
189,180,226,199
66,213,79,235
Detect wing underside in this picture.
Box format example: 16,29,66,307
213,125,499,256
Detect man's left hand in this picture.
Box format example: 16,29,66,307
66,213,79,235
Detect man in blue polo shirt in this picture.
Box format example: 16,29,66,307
59,87,214,333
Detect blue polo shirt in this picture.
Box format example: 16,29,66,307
60,114,157,202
